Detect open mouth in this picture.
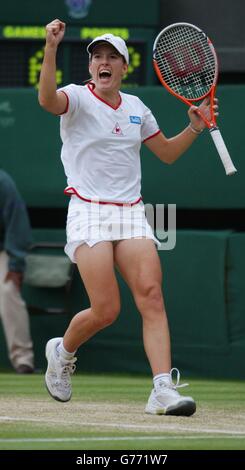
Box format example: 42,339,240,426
99,70,112,80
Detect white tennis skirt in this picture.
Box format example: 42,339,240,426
65,196,160,263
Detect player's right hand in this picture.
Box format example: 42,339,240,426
46,19,66,48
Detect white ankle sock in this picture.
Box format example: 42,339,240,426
153,373,171,390
57,340,76,360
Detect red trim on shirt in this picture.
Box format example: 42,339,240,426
64,187,142,207
87,83,122,110
59,90,69,114
143,129,161,143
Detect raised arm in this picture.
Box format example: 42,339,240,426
145,98,218,164
38,19,68,115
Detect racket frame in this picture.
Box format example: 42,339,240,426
153,22,218,129
153,22,237,176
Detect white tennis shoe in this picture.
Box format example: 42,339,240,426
145,368,196,416
45,337,77,402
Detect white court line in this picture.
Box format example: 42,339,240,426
0,435,244,443
0,416,244,436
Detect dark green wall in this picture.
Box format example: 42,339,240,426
0,0,160,26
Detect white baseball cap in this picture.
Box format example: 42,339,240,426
87,33,129,64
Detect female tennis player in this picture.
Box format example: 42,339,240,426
39,19,218,416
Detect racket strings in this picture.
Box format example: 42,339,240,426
154,25,216,99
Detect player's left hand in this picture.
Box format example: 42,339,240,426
188,97,219,132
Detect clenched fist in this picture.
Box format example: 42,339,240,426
46,19,66,48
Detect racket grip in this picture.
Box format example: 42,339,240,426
209,128,237,176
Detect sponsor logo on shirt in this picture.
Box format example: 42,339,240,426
112,122,123,135
130,115,141,124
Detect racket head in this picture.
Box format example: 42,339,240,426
153,22,218,103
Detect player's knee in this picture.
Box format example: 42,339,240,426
136,282,163,313
101,308,120,327
93,299,120,328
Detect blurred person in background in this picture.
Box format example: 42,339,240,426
39,19,218,415
0,169,34,374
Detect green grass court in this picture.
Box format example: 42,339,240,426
0,373,245,450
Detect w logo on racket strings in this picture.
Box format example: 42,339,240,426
164,43,206,78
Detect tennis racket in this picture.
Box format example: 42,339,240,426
153,22,237,176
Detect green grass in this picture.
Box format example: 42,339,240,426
0,373,245,450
